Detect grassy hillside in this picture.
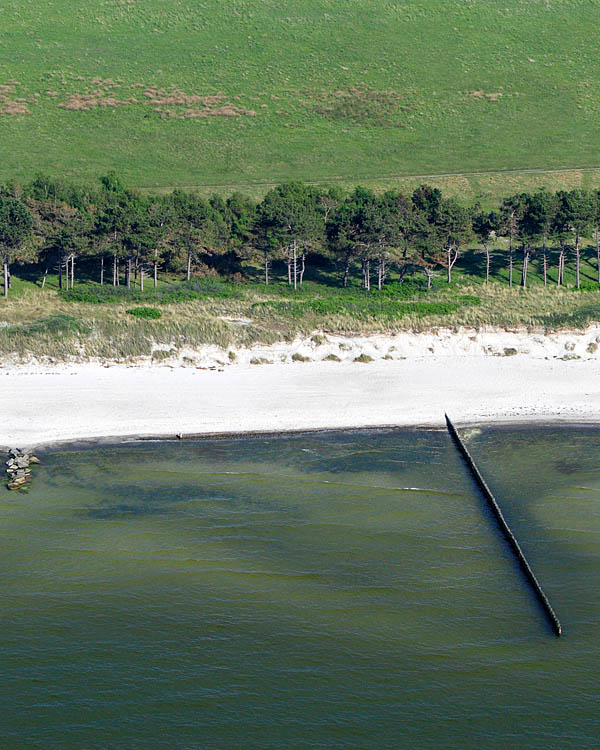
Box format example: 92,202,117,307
2,0,600,199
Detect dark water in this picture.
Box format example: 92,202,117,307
2,427,600,749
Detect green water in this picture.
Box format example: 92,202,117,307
2,427,600,749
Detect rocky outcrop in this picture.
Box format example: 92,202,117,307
5,448,39,490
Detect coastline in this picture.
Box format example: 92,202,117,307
2,327,600,449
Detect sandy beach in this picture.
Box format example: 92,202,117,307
2,326,600,448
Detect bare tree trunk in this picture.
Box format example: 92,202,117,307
100,256,104,286
299,252,305,285
134,260,138,289
362,259,371,290
543,248,547,287
447,246,458,283
71,256,75,289
377,257,386,290
3,258,8,299
557,249,564,286
140,267,144,292
264,251,270,285
596,225,600,285
153,262,158,288
41,266,49,289
116,259,120,286
286,248,291,285
342,256,351,288
521,245,529,287
113,254,117,286
186,247,192,281
293,239,297,290
126,257,131,289
425,267,433,289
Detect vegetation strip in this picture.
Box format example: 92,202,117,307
445,414,562,637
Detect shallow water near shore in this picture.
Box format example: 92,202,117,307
2,427,600,749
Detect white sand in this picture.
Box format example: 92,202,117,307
2,326,600,448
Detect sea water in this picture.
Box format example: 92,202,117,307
2,427,600,749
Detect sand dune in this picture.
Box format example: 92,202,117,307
2,327,600,448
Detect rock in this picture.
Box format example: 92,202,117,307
9,476,27,487
7,482,22,490
29,456,40,464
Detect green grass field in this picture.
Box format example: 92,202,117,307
2,0,600,202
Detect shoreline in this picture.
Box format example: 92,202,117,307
16,418,600,455
2,326,600,449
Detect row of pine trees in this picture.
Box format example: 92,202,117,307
2,173,600,298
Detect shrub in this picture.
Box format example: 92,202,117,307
17,313,89,337
152,349,172,361
323,353,341,361
457,294,482,306
62,278,240,305
291,352,310,362
250,357,272,365
354,353,373,363
126,307,162,319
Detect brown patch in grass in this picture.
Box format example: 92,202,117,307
52,78,260,119
467,90,521,102
143,88,227,106
0,83,31,115
0,100,30,115
58,94,137,110
307,87,404,127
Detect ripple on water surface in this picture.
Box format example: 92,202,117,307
2,427,600,749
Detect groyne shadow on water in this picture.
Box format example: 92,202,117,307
445,414,562,637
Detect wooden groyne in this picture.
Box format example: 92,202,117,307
445,414,562,637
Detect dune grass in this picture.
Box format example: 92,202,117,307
1,1,600,205
2,243,600,362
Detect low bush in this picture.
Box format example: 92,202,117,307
61,278,240,305
16,313,89,337
126,307,162,319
